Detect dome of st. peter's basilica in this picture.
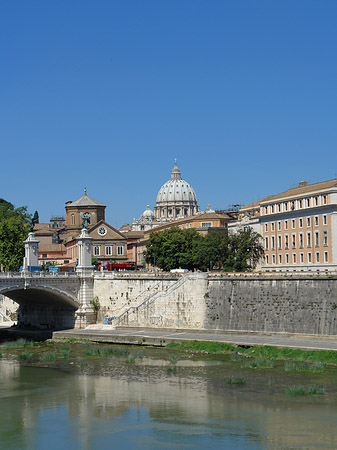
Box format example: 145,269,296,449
154,161,199,220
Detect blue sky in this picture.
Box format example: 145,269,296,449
1,0,337,228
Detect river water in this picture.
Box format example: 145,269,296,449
1,347,337,449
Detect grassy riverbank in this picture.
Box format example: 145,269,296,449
166,340,337,365
2,337,337,366
2,338,337,399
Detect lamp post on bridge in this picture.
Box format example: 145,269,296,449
75,213,96,328
22,231,39,274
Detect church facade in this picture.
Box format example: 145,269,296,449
64,191,127,265
36,190,128,266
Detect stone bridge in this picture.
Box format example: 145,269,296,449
0,226,97,330
0,272,84,329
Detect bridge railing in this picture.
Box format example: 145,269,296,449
94,271,182,279
0,271,78,278
208,270,337,279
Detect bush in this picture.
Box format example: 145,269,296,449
40,352,58,361
224,377,246,385
286,385,325,396
19,351,32,361
125,356,136,364
60,345,71,353
91,296,100,313
2,338,34,349
166,340,236,353
84,346,130,358
284,361,324,373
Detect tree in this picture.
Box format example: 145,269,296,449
145,226,263,272
0,199,15,219
145,227,201,271
33,210,39,224
225,228,264,272
193,231,229,271
0,216,29,271
0,199,31,271
0,198,30,222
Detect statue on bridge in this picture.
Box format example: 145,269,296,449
80,212,91,229
29,215,39,233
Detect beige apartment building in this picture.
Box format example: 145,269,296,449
143,210,231,237
259,179,337,271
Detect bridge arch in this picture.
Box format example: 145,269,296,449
1,285,79,309
0,282,80,330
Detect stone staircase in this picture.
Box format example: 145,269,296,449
114,274,188,328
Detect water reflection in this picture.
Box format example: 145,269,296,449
1,358,337,449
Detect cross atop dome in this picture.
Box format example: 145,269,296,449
171,159,182,180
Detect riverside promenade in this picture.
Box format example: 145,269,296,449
53,327,337,352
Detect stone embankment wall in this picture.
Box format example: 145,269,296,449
206,275,337,335
94,272,208,329
0,295,18,323
94,272,337,336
